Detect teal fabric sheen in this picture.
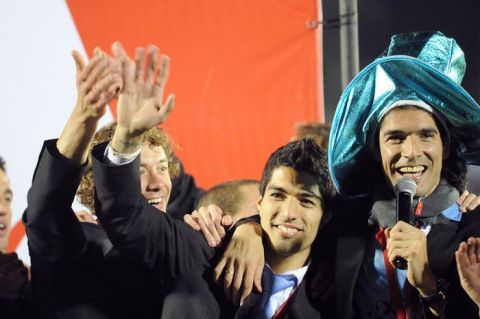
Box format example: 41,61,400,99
329,31,480,200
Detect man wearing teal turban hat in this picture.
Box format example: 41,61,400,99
329,31,480,318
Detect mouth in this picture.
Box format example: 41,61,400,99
273,223,302,238
147,197,165,210
396,165,426,180
0,222,7,236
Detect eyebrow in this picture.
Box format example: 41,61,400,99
2,189,12,197
267,186,322,200
382,127,439,136
140,159,168,166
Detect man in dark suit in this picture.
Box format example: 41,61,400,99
329,31,480,318
92,133,337,318
89,49,338,316
23,43,180,318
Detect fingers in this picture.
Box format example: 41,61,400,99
223,262,235,301
111,41,128,59
253,262,263,294
155,54,170,88
209,204,227,239
231,263,245,306
85,73,120,106
134,47,146,81
459,193,480,212
238,263,255,306
214,257,227,282
204,205,224,245
456,242,470,278
183,212,201,231
458,190,469,206
221,215,233,228
467,237,479,264
81,57,109,97
145,45,158,84
188,208,218,247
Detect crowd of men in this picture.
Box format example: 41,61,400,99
1,31,480,318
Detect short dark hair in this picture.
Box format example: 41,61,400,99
197,179,259,214
0,157,5,173
259,138,336,209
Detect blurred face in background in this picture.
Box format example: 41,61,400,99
0,169,12,252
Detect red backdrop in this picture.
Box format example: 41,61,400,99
66,0,324,189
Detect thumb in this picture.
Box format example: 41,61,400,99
111,41,128,59
158,93,176,123
71,50,85,74
221,215,233,227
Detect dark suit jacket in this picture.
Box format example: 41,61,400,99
24,140,166,319
333,199,480,319
91,142,336,318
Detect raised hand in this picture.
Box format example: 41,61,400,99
111,42,175,154
456,237,480,307
57,48,122,165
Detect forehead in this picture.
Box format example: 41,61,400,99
379,107,438,132
267,166,320,197
140,144,167,163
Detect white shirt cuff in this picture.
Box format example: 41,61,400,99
104,142,141,166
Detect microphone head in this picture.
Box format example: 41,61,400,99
394,177,417,196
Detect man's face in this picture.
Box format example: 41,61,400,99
378,107,443,196
258,166,323,262
140,144,172,212
0,169,12,252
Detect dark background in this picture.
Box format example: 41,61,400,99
323,0,480,122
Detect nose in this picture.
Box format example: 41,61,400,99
279,197,298,220
0,198,6,216
146,171,164,192
401,136,421,159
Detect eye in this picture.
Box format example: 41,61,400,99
299,198,315,207
139,167,148,176
156,166,169,174
270,192,285,200
420,130,435,139
386,135,405,144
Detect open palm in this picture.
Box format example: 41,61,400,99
114,42,174,137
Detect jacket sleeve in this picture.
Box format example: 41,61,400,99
91,142,214,279
23,139,87,265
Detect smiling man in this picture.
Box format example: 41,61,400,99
92,120,338,317
329,31,480,318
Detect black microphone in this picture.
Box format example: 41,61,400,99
393,177,417,270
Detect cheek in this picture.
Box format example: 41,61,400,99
140,176,148,191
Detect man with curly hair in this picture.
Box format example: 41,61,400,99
24,43,176,319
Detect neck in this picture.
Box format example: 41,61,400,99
265,247,310,274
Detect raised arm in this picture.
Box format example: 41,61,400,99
92,43,213,278
24,49,121,263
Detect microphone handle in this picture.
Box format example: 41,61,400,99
394,191,412,270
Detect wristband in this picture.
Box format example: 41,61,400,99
421,279,448,307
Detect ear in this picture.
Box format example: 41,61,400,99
256,196,263,213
